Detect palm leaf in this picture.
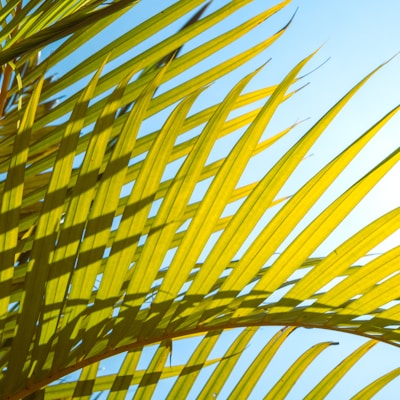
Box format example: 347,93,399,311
0,0,399,398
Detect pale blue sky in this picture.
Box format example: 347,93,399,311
229,2,400,399
117,2,400,399
48,1,400,398
182,2,398,398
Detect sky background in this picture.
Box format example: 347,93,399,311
49,1,400,398
235,3,400,398
183,2,399,397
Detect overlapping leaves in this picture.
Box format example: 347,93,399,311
0,0,399,398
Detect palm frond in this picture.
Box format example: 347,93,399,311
0,0,399,398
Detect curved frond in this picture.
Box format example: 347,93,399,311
0,0,399,398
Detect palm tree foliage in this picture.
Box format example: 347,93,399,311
0,0,399,398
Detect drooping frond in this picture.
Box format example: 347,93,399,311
0,0,399,398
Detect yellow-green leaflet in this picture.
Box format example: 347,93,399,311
264,342,337,400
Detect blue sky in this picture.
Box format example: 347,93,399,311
48,1,400,398
236,2,400,399
214,3,397,398
117,2,400,398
